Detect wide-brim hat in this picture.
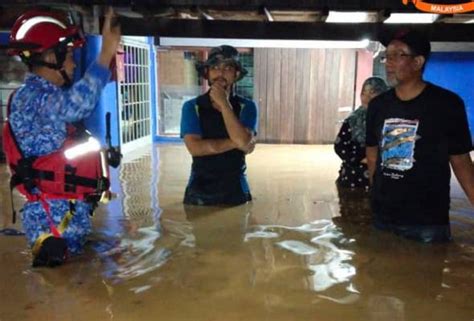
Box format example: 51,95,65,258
196,45,248,81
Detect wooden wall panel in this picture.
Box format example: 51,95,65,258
271,49,282,142
265,49,275,142
279,48,288,143
254,49,267,139
286,48,297,144
293,49,311,144
325,50,339,143
254,47,357,144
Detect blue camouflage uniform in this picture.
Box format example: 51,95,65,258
9,61,110,254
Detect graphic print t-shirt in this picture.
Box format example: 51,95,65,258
380,118,419,172
366,83,472,224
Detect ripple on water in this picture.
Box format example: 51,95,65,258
245,218,356,295
95,226,170,283
276,240,318,255
244,230,280,242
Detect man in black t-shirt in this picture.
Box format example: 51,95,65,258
366,30,474,242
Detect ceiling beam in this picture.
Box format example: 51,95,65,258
1,2,473,44
263,7,274,22
0,0,423,13
112,17,474,43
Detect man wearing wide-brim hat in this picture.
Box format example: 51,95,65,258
180,45,258,206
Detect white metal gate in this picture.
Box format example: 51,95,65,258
0,85,19,161
117,37,152,154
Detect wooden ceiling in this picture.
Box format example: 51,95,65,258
0,1,473,42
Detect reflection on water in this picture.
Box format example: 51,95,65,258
277,240,319,255
1,144,474,321
245,219,356,294
94,226,169,282
92,149,166,284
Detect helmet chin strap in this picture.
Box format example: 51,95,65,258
59,69,72,87
29,47,72,87
28,60,72,87
53,46,72,87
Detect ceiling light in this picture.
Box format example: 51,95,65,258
384,13,439,24
159,38,370,49
326,11,371,23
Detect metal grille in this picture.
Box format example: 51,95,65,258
117,38,152,153
0,86,19,162
0,52,26,162
234,51,254,100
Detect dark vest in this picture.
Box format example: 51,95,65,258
192,92,246,176
183,92,250,206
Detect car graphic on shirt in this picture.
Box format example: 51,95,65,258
381,118,419,171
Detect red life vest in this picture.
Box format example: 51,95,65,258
2,91,110,204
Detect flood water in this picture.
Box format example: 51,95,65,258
1,144,473,321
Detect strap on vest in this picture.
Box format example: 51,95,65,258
11,158,54,189
9,159,54,224
65,174,106,190
8,162,106,224
8,163,104,224
11,161,104,192
5,90,106,224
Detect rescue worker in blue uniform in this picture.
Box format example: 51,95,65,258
180,45,258,206
4,8,121,267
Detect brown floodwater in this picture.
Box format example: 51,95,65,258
1,144,473,321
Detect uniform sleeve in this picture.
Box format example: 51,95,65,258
8,61,110,157
42,61,111,123
239,100,258,135
334,121,366,164
446,95,473,155
366,100,378,147
180,100,202,138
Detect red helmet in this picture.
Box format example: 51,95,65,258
8,10,85,57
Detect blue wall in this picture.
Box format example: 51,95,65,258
148,37,159,141
425,52,474,140
82,35,120,147
1,31,157,147
0,33,9,45
84,36,157,147
0,32,120,146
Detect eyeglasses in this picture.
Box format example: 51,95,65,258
380,52,417,63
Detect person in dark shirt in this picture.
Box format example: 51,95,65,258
366,29,474,242
180,45,258,206
335,77,388,190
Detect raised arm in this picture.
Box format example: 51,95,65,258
97,7,121,68
43,7,121,122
